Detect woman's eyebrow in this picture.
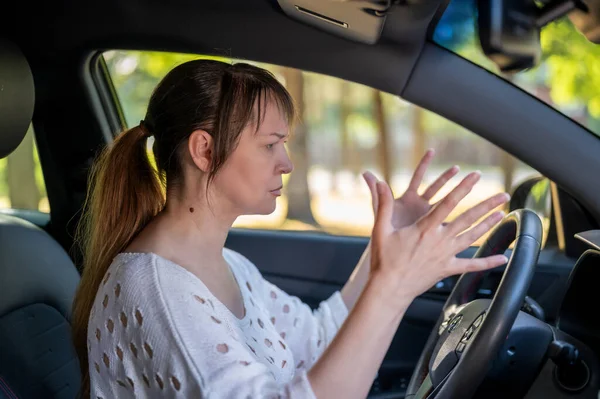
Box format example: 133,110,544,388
269,132,288,139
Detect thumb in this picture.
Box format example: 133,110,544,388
372,181,394,241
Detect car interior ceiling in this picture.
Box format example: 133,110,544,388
2,0,600,398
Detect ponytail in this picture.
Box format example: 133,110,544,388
71,125,165,397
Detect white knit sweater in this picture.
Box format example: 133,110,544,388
87,248,349,398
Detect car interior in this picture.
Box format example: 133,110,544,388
3,0,600,398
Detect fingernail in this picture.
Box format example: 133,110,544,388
452,165,460,172
495,193,510,202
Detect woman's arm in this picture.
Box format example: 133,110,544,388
340,241,371,311
311,275,409,399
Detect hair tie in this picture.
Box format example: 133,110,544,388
139,119,153,138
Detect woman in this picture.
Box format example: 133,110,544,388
71,60,509,398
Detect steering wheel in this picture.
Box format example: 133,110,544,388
405,209,543,399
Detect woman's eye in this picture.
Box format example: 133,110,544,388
266,143,275,150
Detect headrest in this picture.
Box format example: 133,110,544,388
0,39,35,159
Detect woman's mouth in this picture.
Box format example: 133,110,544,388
270,185,283,196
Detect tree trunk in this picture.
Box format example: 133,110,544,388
412,106,427,169
7,126,41,210
500,150,516,193
336,81,354,192
373,89,393,183
283,67,318,225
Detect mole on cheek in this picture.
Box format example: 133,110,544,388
190,207,194,213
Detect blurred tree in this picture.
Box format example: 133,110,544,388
6,126,40,209
104,51,232,126
373,89,393,183
538,18,600,119
336,80,353,192
0,160,6,200
500,150,516,192
412,106,427,169
283,67,318,225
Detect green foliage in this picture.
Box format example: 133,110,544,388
33,139,47,198
451,16,600,131
0,131,47,209
0,158,7,198
104,51,233,127
530,178,550,203
539,19,600,117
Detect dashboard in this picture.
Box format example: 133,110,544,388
557,231,600,355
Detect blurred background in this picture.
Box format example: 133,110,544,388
3,7,597,246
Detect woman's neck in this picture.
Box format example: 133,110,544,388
126,188,238,275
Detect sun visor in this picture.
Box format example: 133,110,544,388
276,0,389,44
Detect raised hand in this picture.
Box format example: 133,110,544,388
368,172,510,306
362,149,460,229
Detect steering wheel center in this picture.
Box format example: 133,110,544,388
405,209,543,399
430,299,490,386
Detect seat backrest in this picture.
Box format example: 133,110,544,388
0,38,81,399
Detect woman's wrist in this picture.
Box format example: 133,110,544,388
362,272,414,322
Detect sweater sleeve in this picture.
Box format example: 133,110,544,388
227,250,350,371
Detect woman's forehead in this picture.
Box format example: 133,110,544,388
252,101,290,134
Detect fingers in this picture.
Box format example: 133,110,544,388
407,149,435,193
362,171,380,214
454,211,505,252
417,171,481,231
446,192,510,237
448,254,508,275
372,181,395,242
421,165,460,201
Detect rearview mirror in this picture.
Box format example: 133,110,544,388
477,0,541,72
477,0,588,73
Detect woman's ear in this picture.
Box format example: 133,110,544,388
188,129,213,172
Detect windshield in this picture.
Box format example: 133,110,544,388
433,0,600,136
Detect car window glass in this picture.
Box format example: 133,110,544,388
103,50,547,245
434,0,600,136
0,124,49,213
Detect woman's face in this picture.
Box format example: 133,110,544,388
211,100,293,216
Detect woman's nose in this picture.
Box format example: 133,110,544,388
279,150,294,174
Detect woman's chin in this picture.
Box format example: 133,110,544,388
260,203,277,215
244,201,277,216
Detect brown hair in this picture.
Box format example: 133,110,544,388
71,59,294,396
